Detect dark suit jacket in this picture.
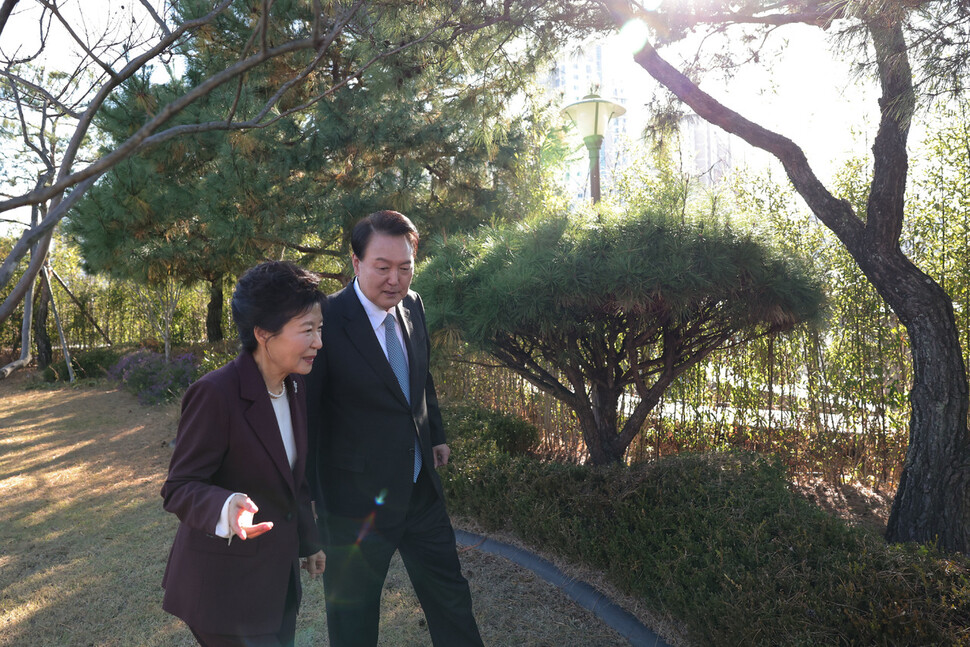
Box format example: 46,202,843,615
161,352,321,635
306,285,447,536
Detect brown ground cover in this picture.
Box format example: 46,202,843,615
0,371,643,647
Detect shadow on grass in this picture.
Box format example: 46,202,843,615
0,385,193,647
1,383,632,647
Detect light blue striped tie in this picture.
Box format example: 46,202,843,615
385,313,421,482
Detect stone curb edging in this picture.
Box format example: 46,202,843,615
455,530,671,647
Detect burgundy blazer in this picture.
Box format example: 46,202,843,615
161,352,321,635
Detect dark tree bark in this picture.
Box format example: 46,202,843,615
0,0,19,38
206,274,224,343
618,7,970,551
32,275,52,369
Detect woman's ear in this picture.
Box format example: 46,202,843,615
254,326,272,346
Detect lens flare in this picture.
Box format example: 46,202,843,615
355,511,376,545
618,19,650,55
374,488,388,506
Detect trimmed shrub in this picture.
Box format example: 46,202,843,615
109,350,197,404
440,405,970,646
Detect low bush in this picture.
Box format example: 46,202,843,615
441,405,970,646
109,350,197,405
442,404,539,456
43,346,126,382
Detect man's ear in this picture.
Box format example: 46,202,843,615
351,253,361,276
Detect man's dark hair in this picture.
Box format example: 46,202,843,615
351,210,419,259
231,261,323,352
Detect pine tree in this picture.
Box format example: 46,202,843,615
418,205,823,465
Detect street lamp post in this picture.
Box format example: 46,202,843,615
563,93,626,203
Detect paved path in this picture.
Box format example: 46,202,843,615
456,530,672,647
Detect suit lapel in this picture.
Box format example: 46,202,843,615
237,353,297,493
336,286,411,408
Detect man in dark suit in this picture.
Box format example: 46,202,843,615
306,210,484,647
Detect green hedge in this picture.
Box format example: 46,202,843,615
440,405,970,646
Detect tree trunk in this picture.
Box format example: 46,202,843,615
33,276,52,369
580,384,626,465
206,274,224,343
0,279,32,380
623,13,970,552
862,251,970,550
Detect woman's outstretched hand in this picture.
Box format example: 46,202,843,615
229,494,274,541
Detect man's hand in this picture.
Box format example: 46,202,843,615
229,494,274,541
432,443,451,467
302,550,327,576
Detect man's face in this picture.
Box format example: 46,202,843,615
352,231,414,311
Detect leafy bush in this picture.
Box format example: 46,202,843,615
43,346,125,382
195,343,238,376
444,404,538,456
109,350,197,404
440,405,970,646
43,358,80,383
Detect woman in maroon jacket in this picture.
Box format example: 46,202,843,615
161,261,326,647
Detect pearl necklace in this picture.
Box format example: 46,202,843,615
268,383,286,399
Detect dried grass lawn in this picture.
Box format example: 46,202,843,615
0,371,634,647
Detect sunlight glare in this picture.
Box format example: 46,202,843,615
618,19,651,55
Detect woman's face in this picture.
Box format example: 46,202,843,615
258,302,323,377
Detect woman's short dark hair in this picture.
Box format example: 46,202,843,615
231,261,322,352
351,210,419,259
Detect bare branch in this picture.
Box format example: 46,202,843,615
0,68,84,118
7,75,50,165
38,0,117,79
1,0,236,215
137,0,171,37
0,170,103,319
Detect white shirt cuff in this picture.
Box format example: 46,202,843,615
215,492,247,544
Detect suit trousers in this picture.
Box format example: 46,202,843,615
322,470,484,647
